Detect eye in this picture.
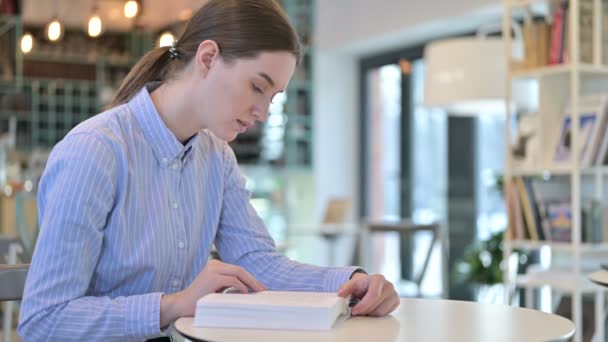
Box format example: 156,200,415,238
251,83,264,94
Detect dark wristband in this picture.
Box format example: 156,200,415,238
349,269,368,279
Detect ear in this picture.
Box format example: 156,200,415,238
195,40,220,77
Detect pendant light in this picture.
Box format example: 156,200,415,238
124,0,139,19
158,31,175,48
46,0,63,42
20,33,34,54
88,3,103,38
46,17,63,42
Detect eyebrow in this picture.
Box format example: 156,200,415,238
258,72,275,87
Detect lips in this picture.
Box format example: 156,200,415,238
236,119,251,133
237,119,248,128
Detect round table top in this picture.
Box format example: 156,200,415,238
589,270,608,286
174,297,575,342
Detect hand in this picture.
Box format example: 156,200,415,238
337,273,399,317
160,259,266,327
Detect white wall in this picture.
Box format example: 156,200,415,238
313,0,503,220
316,0,502,53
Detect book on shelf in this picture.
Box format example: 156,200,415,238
552,94,608,168
547,201,573,242
506,176,608,243
511,0,607,70
546,0,598,66
193,291,352,331
512,18,551,71
515,177,543,240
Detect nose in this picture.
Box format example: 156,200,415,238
253,101,271,122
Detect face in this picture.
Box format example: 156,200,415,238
196,50,296,142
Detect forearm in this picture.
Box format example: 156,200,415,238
18,293,163,341
235,250,362,292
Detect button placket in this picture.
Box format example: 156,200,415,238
169,163,188,292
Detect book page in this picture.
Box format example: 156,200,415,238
198,291,345,308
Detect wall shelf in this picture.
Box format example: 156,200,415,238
510,64,608,80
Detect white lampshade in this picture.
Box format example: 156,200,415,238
423,37,514,115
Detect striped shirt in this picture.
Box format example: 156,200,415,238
18,86,361,341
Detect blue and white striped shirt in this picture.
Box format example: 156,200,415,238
18,86,361,341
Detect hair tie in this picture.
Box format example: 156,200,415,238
168,41,181,59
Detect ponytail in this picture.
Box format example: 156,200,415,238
105,0,301,110
105,47,172,110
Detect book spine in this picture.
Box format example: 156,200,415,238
549,2,566,65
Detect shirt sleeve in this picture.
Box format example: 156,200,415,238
214,144,363,292
18,133,164,341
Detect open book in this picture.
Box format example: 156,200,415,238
193,291,351,331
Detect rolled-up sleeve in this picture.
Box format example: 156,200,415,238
214,144,362,293
18,133,164,341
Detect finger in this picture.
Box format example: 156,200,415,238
363,284,390,314
215,275,249,294
338,277,369,298
369,296,400,317
218,264,266,291
352,276,384,315
337,279,359,298
357,281,391,315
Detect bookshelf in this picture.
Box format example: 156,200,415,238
0,22,154,150
503,1,608,341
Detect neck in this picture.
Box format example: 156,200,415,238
149,77,202,143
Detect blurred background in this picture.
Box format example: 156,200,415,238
2,0,608,341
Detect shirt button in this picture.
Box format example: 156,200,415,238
172,280,180,287
161,158,168,164
178,241,185,249
172,202,179,209
172,163,179,170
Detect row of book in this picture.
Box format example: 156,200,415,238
513,0,608,71
505,176,608,242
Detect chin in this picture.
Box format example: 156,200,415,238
212,130,238,142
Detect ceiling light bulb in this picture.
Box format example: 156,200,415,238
20,33,33,54
124,0,139,19
47,19,63,42
159,32,175,48
88,14,102,37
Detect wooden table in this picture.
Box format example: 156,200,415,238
363,220,447,297
174,297,574,342
589,270,608,287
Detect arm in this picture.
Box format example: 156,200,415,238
214,145,361,292
18,134,163,341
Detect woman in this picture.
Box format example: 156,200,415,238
18,0,399,340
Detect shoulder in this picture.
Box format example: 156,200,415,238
49,105,134,168
54,105,135,157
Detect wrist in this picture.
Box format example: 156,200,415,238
160,292,183,329
350,269,368,280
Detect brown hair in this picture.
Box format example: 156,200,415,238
107,0,301,109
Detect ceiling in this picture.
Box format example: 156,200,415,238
22,0,207,31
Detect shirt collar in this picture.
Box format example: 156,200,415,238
128,84,199,164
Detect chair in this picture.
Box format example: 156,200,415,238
1,235,29,342
318,198,352,266
288,197,355,266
